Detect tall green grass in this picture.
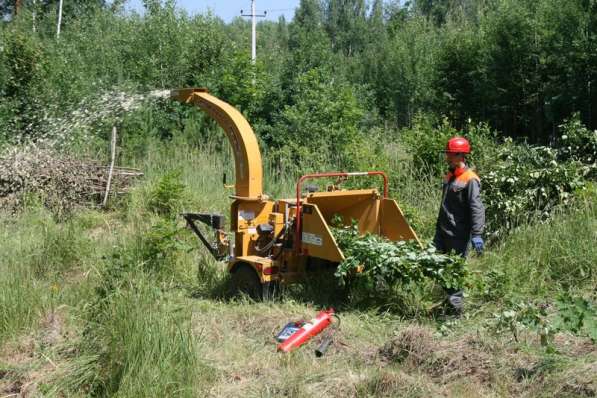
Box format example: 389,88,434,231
473,195,596,302
64,275,213,397
0,205,94,344
50,158,218,396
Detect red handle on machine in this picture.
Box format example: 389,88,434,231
277,309,335,353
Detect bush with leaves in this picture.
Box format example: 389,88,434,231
489,295,596,348
146,170,187,218
553,294,597,343
400,115,498,176
400,117,594,240
262,67,376,172
556,114,597,177
332,223,467,293
483,139,589,240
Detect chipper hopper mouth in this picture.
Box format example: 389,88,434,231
293,171,421,264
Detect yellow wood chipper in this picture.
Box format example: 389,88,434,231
172,88,420,298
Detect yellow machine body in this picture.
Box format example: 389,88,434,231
171,88,420,289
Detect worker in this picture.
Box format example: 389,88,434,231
434,136,485,313
434,136,485,257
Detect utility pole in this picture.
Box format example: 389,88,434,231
57,0,64,38
241,0,267,63
32,0,37,32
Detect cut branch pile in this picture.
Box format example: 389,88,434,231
0,146,142,213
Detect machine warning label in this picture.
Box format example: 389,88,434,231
302,232,323,246
239,211,255,221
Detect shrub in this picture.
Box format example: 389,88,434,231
146,170,187,218
262,68,373,171
556,113,597,175
138,218,191,273
400,117,594,240
489,294,596,347
483,139,588,240
400,115,498,177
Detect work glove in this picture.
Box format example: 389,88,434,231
471,236,484,255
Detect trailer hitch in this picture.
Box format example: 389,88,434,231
181,212,229,260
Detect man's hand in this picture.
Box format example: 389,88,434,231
471,236,484,254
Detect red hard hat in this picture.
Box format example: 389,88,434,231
445,136,471,154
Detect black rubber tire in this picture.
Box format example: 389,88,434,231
230,264,262,300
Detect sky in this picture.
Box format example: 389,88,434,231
126,0,300,22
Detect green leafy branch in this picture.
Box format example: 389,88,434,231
332,221,467,292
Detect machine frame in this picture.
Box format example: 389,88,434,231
171,88,420,298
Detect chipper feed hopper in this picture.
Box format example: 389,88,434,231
171,88,420,298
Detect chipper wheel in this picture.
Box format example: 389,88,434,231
230,264,262,300
230,264,278,301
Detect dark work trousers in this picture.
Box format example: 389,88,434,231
434,235,468,308
433,235,470,258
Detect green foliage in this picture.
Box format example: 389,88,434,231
97,222,192,296
264,68,373,171
400,116,594,239
557,114,597,167
395,202,426,236
400,115,497,175
483,139,589,239
3,0,597,147
434,26,485,127
489,301,556,347
2,30,42,98
489,295,597,347
400,115,459,175
146,170,187,218
203,51,272,123
333,222,467,292
138,219,191,273
554,294,597,342
324,0,368,57
372,16,439,123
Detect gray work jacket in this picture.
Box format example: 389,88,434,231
435,167,485,240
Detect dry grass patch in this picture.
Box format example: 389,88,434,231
0,309,74,397
379,325,494,385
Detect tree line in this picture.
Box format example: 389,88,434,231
1,0,596,147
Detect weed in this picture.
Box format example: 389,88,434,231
71,279,212,397
554,294,597,342
146,169,187,218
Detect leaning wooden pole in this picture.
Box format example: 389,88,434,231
102,126,117,207
14,0,22,17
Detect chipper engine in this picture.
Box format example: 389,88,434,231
171,88,420,298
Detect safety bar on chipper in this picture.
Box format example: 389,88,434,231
294,171,389,254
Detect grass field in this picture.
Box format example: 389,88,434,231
1,139,595,397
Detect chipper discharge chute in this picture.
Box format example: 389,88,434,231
171,88,420,298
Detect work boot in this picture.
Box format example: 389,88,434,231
446,290,464,316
